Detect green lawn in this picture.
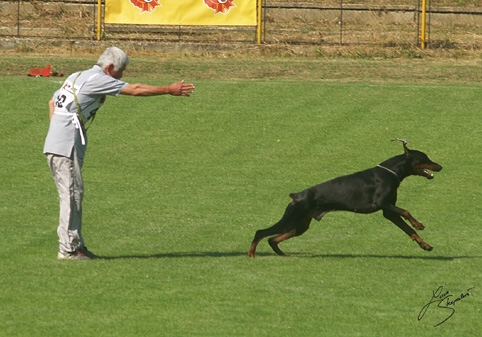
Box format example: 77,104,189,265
0,58,481,336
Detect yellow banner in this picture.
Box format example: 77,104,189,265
105,0,257,26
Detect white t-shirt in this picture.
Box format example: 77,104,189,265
43,65,128,159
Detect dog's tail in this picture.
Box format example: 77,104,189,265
289,188,314,202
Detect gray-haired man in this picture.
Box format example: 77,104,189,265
44,47,195,260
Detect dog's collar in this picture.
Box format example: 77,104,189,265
376,165,400,182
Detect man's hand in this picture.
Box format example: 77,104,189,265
169,80,195,97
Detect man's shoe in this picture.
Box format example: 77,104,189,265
57,250,92,260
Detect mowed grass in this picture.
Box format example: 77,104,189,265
1,59,481,336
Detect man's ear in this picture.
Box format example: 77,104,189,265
105,63,115,76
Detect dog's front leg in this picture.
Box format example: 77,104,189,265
383,209,433,251
383,204,424,230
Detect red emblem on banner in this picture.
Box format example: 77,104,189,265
203,0,235,14
129,0,161,13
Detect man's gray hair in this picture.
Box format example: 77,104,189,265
97,47,129,71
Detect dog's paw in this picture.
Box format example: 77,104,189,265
413,222,425,230
411,234,432,251
419,241,433,251
247,245,257,258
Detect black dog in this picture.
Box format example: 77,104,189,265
248,140,442,257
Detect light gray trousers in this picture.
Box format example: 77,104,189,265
47,148,85,253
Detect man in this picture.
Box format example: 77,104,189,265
44,47,195,260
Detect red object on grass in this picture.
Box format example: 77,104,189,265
28,63,64,77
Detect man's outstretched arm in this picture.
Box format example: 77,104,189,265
121,80,194,97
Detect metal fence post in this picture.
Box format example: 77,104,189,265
17,0,20,37
257,0,263,44
97,0,103,40
339,0,343,45
420,0,427,48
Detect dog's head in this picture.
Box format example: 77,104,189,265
396,139,442,179
405,149,443,179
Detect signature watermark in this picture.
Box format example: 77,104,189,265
418,285,475,327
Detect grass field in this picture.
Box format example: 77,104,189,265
0,54,481,336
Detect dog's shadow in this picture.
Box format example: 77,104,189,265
98,252,481,261
297,253,481,261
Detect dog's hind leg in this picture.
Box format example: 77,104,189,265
383,210,433,251
268,229,296,256
248,218,291,257
248,201,307,257
268,216,312,256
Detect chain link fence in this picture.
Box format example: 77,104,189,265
1,0,482,48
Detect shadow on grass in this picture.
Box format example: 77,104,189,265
298,253,482,261
98,252,481,260
98,251,249,259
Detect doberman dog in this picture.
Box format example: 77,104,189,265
248,139,442,257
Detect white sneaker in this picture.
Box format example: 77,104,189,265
57,250,92,260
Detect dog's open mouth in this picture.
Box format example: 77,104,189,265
422,169,435,179
419,164,442,179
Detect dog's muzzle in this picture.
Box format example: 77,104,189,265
420,163,442,179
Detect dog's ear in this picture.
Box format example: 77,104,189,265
403,143,410,156
391,138,409,156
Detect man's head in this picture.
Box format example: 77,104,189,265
97,47,129,79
